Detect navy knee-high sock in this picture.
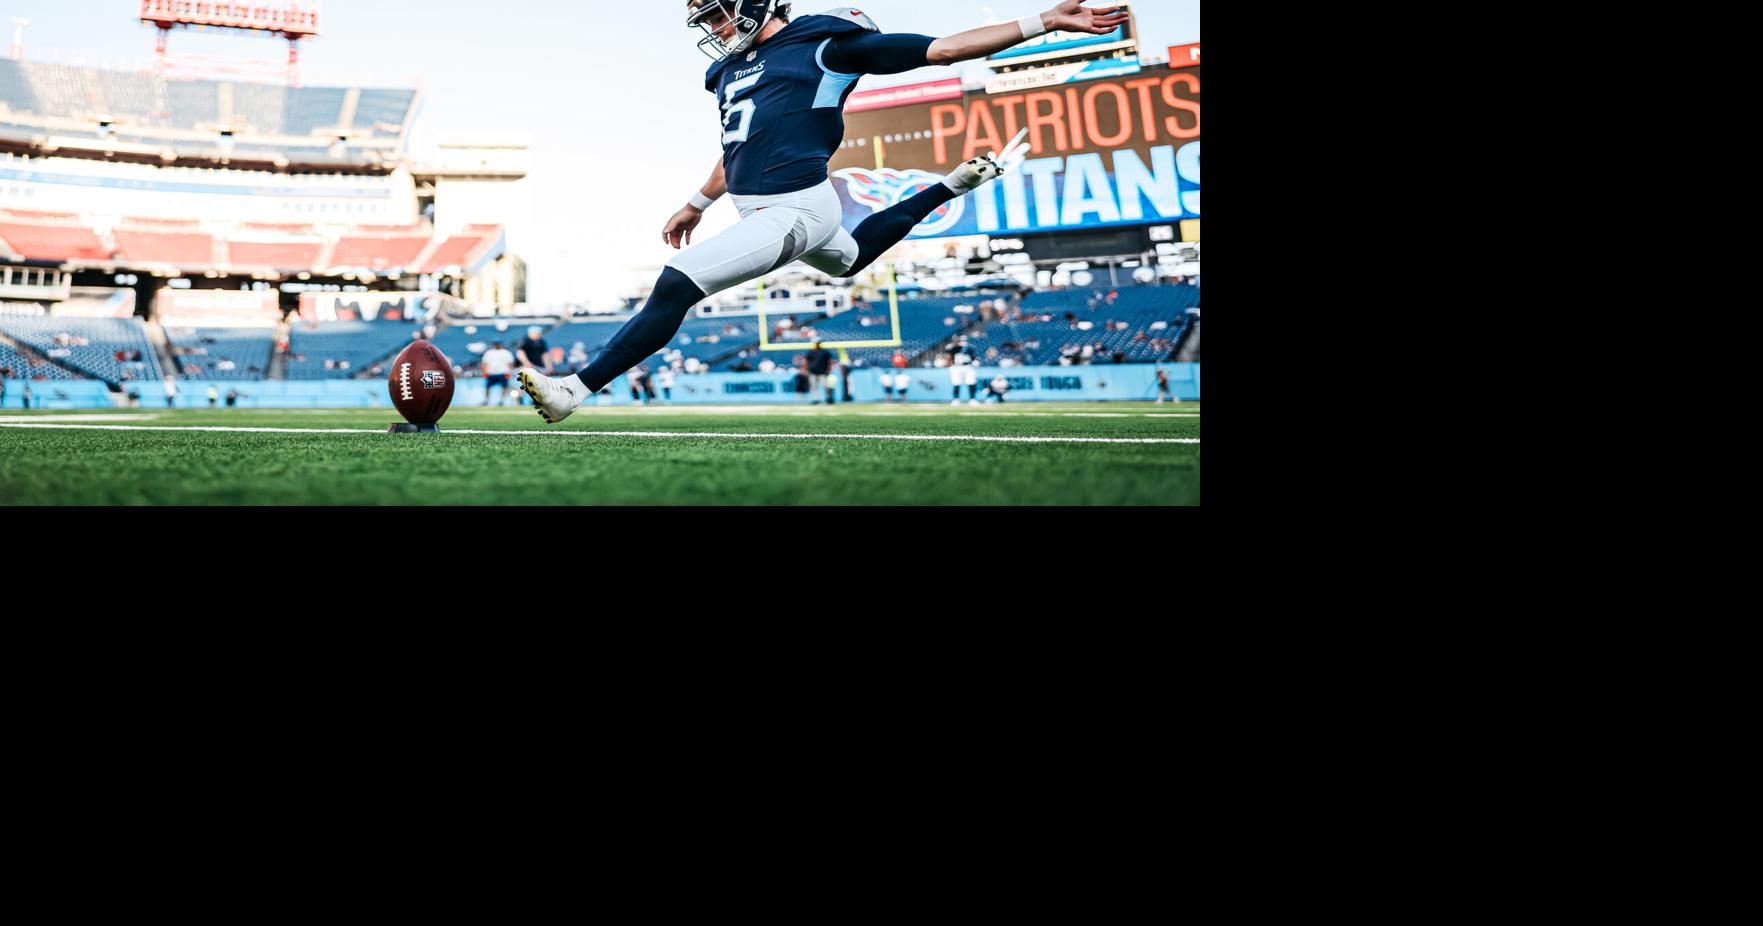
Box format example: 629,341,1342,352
845,183,958,277
575,267,706,393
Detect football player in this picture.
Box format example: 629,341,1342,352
947,334,981,405
520,0,1129,422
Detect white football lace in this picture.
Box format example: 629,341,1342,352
399,363,414,401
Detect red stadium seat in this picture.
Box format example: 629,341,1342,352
0,209,82,221
420,234,487,273
227,240,322,271
0,222,113,261
239,223,316,235
114,229,213,265
329,234,429,271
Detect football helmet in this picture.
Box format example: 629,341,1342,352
688,0,787,61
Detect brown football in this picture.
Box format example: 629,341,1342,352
389,340,455,425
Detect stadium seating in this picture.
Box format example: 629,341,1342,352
536,321,629,368
0,61,40,113
164,327,273,381
817,295,975,368
420,229,501,274
670,315,770,366
0,316,163,383
423,322,557,374
0,341,81,381
352,89,418,133
282,87,348,136
961,283,1202,365
709,295,975,371
16,62,91,119
114,229,214,266
97,70,161,121
0,189,503,275
0,60,419,162
328,234,431,271
284,320,420,380
166,79,219,129
0,219,112,262
232,81,285,134
225,239,323,272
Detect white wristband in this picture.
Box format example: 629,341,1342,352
689,191,719,211
1018,14,1047,39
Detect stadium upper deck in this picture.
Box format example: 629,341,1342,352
0,59,418,167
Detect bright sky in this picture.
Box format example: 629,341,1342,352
2,0,1199,307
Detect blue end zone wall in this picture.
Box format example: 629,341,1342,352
2,364,1199,410
1,381,115,410
640,364,1199,404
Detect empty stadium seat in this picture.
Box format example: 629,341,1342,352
329,234,429,271
114,229,213,266
961,283,1202,365
0,60,420,162
164,327,273,381
352,89,418,135
0,222,112,261
0,317,163,383
0,342,81,382
420,234,487,273
284,320,420,380
226,240,321,271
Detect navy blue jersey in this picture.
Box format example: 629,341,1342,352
705,11,880,196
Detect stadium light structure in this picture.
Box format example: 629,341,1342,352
10,18,27,61
140,1,321,85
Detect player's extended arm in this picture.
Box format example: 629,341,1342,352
929,2,1129,65
824,3,1126,73
664,158,727,249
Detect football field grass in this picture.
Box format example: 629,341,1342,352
0,402,1200,505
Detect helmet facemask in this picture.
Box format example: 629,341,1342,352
687,0,776,61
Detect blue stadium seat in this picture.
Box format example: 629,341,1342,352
352,89,418,136
164,327,274,381
166,79,218,129
960,282,1202,366
0,62,420,161
284,320,420,381
1,341,81,382
0,60,42,114
0,317,163,384
282,87,348,136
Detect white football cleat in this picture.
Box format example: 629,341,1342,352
951,399,963,407
969,399,981,406
943,128,1031,193
519,368,589,424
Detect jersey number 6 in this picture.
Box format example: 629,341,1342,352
721,73,763,146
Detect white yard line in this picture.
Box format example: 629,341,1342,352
0,414,161,423
0,422,1199,446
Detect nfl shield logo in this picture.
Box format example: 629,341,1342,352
422,370,447,389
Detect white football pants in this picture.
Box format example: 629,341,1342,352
667,180,861,295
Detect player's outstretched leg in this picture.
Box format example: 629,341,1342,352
840,132,1028,279
520,266,707,424
846,183,959,279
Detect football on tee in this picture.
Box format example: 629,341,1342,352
389,340,455,425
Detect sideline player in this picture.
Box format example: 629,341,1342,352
481,340,517,406
520,1,1128,423
947,334,980,406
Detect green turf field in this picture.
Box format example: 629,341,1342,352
0,403,1199,505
